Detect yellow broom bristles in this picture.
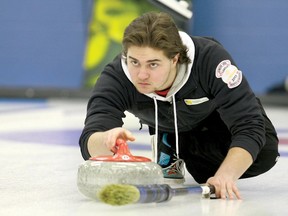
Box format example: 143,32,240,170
97,184,140,206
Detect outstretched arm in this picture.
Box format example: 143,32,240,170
206,147,253,200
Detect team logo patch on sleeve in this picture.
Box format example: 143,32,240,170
215,60,242,89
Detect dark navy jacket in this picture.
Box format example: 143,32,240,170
79,34,278,161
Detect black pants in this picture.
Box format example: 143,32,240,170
153,99,280,184
156,127,279,184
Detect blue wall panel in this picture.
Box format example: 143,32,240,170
192,0,288,94
0,0,88,89
1,0,287,95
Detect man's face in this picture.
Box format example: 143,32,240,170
127,46,179,94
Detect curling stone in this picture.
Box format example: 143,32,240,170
77,139,164,200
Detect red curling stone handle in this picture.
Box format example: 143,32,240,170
89,139,151,162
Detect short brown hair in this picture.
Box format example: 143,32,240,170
122,12,191,64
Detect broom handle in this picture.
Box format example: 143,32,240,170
136,184,215,203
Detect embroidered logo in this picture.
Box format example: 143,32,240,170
184,97,209,105
215,60,242,89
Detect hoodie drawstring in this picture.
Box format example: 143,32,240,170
153,95,180,162
153,97,159,161
172,95,180,159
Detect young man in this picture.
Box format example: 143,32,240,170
79,12,279,199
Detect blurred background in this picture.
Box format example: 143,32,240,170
0,0,287,105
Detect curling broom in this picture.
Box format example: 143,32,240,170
97,184,215,206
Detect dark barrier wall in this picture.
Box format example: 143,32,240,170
191,0,288,94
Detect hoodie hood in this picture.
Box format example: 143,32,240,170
121,31,195,102
121,31,195,161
